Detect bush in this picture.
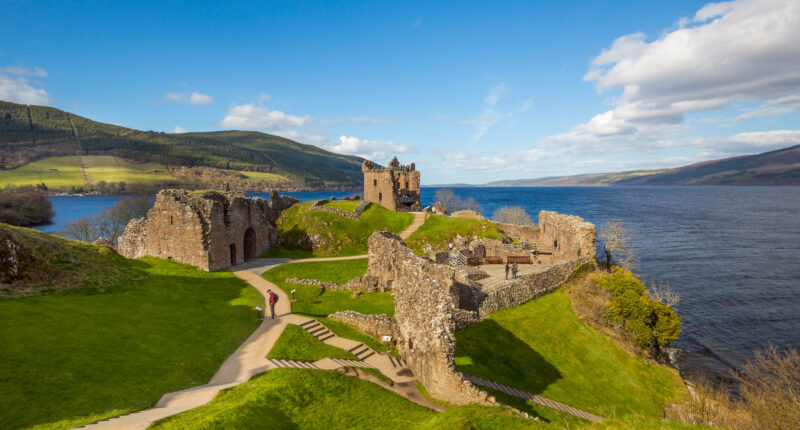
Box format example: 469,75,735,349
492,205,533,225
597,268,681,352
0,190,54,226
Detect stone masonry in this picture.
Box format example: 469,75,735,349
538,211,596,259
362,157,421,212
118,189,298,271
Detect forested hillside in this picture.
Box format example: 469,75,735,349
0,101,363,189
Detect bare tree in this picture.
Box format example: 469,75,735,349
66,217,98,242
598,221,638,271
649,279,681,308
461,196,483,214
493,206,533,225
434,189,460,215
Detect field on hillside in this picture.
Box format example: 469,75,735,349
0,155,173,188
454,288,687,419
0,226,263,429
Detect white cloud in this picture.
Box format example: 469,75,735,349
463,84,532,142
258,92,271,103
162,91,214,105
581,0,800,134
326,135,412,161
0,64,50,105
173,125,187,133
219,104,311,131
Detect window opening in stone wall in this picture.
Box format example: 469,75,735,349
405,181,409,189
169,216,173,225
374,179,377,186
379,192,382,201
230,244,237,266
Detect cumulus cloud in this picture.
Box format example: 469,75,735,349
162,91,214,105
581,0,800,135
219,104,311,131
326,135,412,161
173,125,187,133
0,64,50,105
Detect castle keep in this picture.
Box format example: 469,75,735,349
362,157,421,212
118,189,297,271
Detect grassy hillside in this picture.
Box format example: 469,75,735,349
405,214,504,255
0,100,364,188
266,201,413,257
0,224,263,429
454,285,687,419
267,324,358,361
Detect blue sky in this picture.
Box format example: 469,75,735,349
2,0,799,184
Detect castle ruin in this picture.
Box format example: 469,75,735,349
362,157,421,212
118,189,297,271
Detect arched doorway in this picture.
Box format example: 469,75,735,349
243,227,257,260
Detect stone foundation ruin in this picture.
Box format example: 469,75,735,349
118,189,297,271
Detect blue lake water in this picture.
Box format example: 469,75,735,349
37,186,800,380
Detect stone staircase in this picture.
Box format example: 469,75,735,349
399,212,427,239
330,358,376,369
267,358,321,369
387,355,407,369
299,319,335,341
349,343,376,360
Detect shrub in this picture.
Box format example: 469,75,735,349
0,190,54,226
597,268,681,352
492,205,532,225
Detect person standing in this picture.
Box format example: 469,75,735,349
268,289,278,319
505,262,510,280
512,263,519,279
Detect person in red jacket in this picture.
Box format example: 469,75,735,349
268,289,278,319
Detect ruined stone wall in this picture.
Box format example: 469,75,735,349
371,232,492,405
329,310,397,339
310,199,370,219
493,222,541,243
538,211,596,259
474,258,588,317
118,189,291,271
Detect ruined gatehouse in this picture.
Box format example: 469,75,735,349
362,156,421,212
118,189,297,271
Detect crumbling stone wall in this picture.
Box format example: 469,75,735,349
494,222,541,243
371,232,493,405
329,310,397,339
474,258,588,317
538,211,596,259
118,189,296,271
310,199,370,219
362,157,421,212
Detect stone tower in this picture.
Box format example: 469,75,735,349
362,156,421,212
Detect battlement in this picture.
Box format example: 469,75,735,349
362,156,421,212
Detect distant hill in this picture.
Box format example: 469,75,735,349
483,145,800,186
0,100,364,189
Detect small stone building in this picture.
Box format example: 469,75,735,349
118,189,297,271
362,156,421,212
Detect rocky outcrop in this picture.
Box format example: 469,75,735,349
92,237,117,254
0,234,24,283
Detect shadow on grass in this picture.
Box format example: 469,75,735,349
455,319,562,396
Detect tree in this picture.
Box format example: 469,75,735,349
461,196,483,215
434,189,459,215
94,195,153,242
492,206,532,225
66,217,97,242
598,221,638,271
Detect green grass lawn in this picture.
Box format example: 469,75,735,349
262,259,395,317
322,200,360,211
0,156,85,188
454,289,687,419
317,316,399,356
405,214,503,254
267,324,357,361
238,169,288,182
0,229,263,429
150,368,437,429
263,201,412,257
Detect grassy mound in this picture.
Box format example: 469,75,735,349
405,214,503,255
150,368,436,429
454,285,687,419
264,201,413,257
0,227,263,429
267,324,357,361
322,200,360,211
262,259,394,316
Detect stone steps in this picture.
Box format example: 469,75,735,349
267,358,321,369
348,343,375,360
330,358,376,369
387,355,407,369
299,319,335,342
463,374,604,423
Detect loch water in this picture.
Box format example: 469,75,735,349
37,186,800,381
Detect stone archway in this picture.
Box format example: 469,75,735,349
243,227,257,260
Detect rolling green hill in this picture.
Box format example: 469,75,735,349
0,100,364,188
